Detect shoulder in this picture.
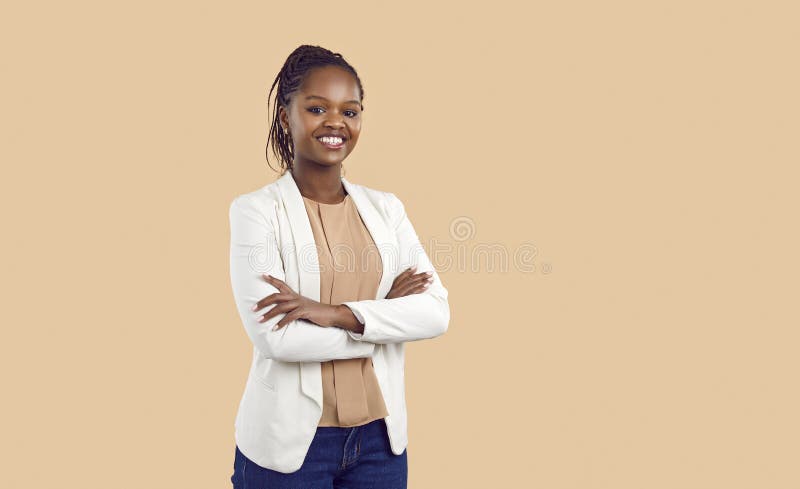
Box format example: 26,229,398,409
229,178,283,217
345,179,406,218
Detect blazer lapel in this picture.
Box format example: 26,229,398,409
276,171,320,301
275,170,396,410
341,176,396,302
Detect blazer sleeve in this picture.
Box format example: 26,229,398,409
229,195,376,362
341,192,451,344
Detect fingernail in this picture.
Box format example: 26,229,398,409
272,325,279,331
425,271,432,276
251,304,258,311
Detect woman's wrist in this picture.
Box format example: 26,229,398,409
331,304,364,334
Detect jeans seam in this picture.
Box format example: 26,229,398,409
341,428,353,469
241,451,247,486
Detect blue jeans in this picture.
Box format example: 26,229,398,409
231,418,408,488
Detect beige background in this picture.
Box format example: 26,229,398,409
2,1,798,487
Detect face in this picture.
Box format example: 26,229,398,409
279,65,363,170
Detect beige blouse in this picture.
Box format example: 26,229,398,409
302,193,389,427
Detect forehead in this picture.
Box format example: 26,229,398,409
298,66,360,102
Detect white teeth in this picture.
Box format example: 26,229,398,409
318,136,343,145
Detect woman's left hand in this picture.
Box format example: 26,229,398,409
253,274,338,331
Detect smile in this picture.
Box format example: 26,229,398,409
316,136,345,149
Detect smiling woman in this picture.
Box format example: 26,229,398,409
228,45,449,489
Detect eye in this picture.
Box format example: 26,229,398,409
307,107,360,117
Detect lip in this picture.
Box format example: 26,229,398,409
316,137,346,150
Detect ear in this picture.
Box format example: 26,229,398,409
278,105,289,131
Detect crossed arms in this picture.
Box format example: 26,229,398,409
228,192,450,363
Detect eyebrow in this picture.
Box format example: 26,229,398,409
304,95,361,105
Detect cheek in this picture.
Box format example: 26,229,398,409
293,114,317,136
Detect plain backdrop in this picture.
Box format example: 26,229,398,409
1,1,798,488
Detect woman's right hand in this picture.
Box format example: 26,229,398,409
385,266,433,299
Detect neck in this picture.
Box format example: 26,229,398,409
289,163,346,203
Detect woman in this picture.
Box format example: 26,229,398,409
228,45,450,488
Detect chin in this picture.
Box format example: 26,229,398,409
309,158,344,168
318,152,350,165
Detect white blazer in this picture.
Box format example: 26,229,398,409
228,170,451,473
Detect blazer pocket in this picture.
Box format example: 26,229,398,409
255,376,276,392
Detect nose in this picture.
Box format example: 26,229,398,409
324,120,345,130
324,114,346,128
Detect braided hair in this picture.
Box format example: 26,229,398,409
266,45,365,174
